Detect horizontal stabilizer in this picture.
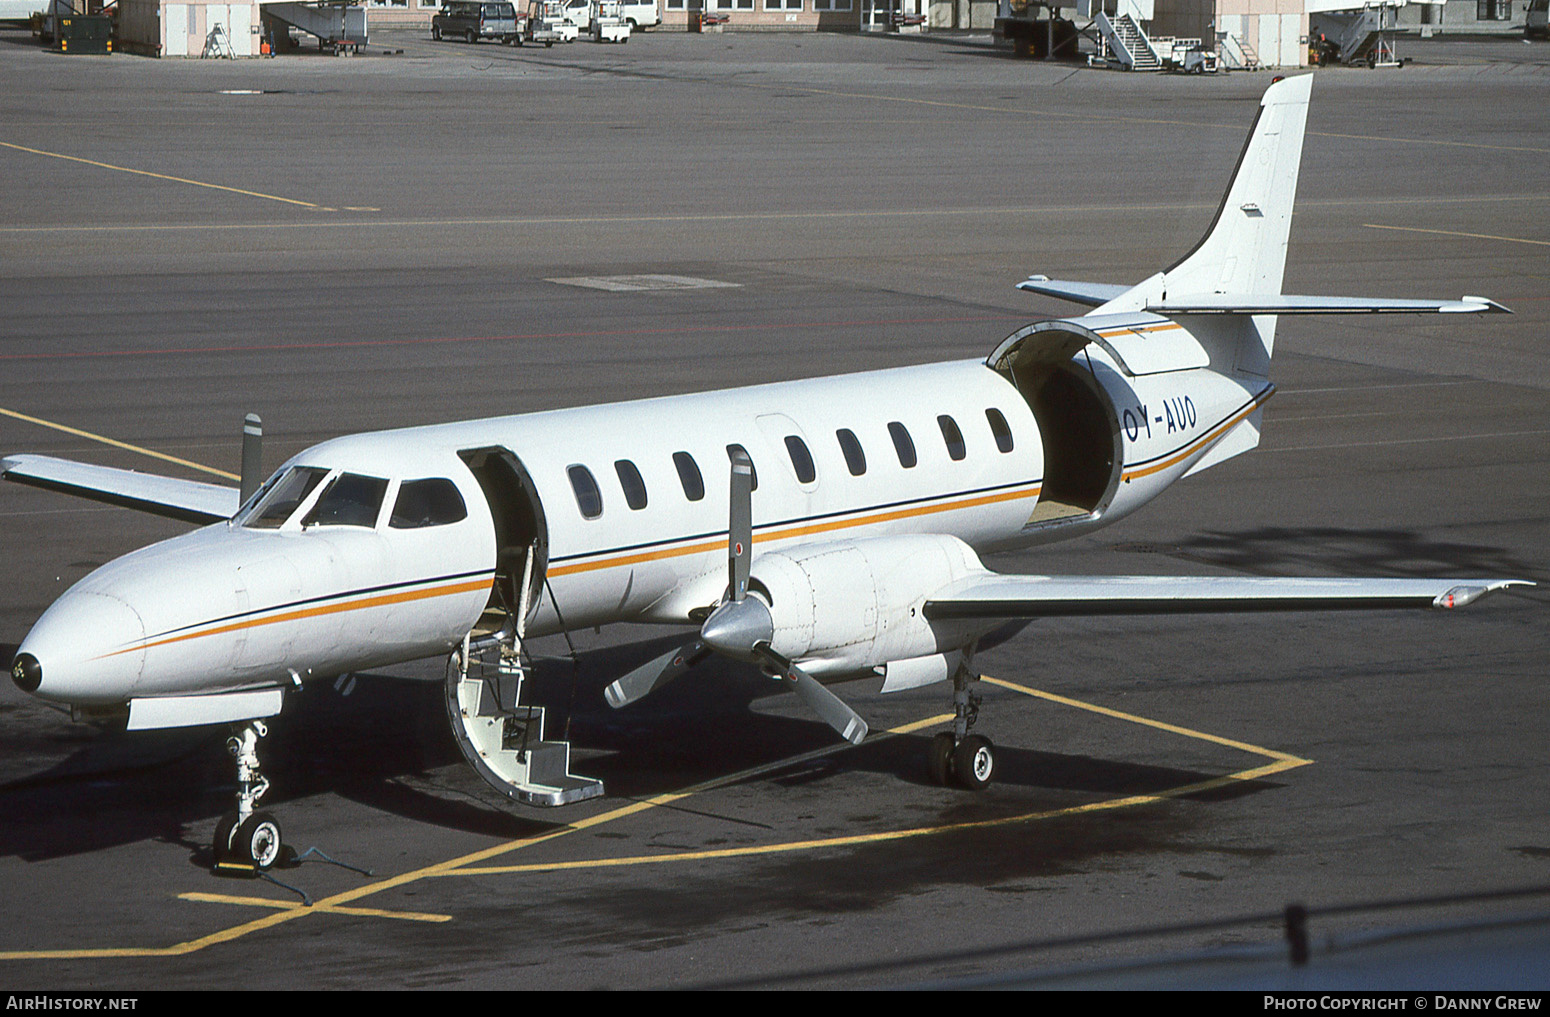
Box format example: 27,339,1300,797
923,574,1530,620
1017,276,1131,307
1148,294,1512,316
1,454,240,525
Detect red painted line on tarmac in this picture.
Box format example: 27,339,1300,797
0,315,1023,363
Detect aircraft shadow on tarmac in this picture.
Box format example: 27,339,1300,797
0,626,1284,866
1162,527,1543,586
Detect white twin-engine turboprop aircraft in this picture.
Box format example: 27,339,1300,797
3,75,1528,870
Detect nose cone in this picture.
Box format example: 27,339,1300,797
699,597,774,662
18,591,146,706
10,653,41,693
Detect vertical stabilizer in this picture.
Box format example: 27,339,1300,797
1094,75,1314,367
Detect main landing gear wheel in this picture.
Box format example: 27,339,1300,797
953,734,995,790
928,732,955,785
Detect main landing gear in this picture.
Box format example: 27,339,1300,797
927,669,996,790
212,719,287,871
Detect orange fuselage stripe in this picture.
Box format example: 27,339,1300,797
546,483,1042,579
100,578,492,659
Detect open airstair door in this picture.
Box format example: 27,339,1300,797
449,447,603,807
988,322,1124,529
459,447,549,638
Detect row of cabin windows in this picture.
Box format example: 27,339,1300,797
566,407,1017,521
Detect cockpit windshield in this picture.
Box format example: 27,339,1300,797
301,473,389,528
243,467,329,529
240,467,389,530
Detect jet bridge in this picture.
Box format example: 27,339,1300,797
261,0,367,52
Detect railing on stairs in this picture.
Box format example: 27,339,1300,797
1094,9,1161,70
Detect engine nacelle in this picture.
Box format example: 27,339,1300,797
749,533,987,676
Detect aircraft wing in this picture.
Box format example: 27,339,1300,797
922,574,1529,620
1147,294,1511,315
1,454,240,525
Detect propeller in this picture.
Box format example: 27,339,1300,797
603,447,869,745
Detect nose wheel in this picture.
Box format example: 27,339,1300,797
213,720,288,871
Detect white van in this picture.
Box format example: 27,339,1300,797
561,0,655,29
617,0,659,28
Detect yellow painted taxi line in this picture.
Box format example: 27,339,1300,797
447,756,1308,877
0,405,240,481
97,577,492,659
548,483,1041,578
450,675,1310,878
0,675,1309,961
1362,223,1550,248
178,892,453,923
0,141,325,209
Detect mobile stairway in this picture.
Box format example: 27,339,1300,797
1092,10,1161,69
261,1,367,53
1310,0,1407,67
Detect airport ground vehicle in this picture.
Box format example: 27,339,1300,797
589,0,629,41
524,0,576,43
619,0,658,27
1528,0,1548,38
432,1,519,42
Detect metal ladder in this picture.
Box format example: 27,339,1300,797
445,550,604,807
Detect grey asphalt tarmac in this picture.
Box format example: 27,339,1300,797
0,26,1546,989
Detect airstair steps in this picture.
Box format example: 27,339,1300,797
1094,11,1161,71
446,637,604,807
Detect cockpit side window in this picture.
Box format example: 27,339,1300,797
244,467,329,529
301,473,389,528
390,478,469,529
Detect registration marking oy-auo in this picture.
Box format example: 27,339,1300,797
0,680,1310,962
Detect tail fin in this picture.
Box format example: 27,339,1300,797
1096,75,1314,367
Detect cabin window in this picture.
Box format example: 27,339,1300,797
784,435,816,484
836,428,866,476
245,466,329,528
615,459,648,511
567,465,603,519
674,451,705,502
390,478,468,529
986,408,1015,453
888,421,917,469
302,473,390,528
726,444,758,491
938,415,966,462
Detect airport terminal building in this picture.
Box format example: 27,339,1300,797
104,0,1523,61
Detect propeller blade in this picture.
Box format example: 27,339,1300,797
604,640,708,709
754,646,868,745
728,446,753,602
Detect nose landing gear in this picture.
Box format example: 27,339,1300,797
213,719,288,871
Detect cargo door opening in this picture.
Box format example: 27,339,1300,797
993,327,1123,527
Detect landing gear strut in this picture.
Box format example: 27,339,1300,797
213,719,285,870
927,668,996,790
